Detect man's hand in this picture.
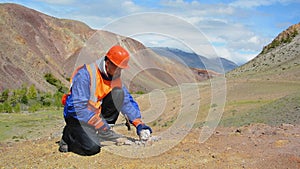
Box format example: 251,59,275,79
136,123,152,136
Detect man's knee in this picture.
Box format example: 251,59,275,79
83,144,101,156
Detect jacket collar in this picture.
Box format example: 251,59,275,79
96,57,113,81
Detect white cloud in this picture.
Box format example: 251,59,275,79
121,1,141,13
230,0,299,8
12,0,297,64
102,13,217,58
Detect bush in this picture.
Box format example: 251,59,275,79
0,82,65,113
28,103,41,113
44,73,68,93
2,102,13,113
0,89,9,102
13,103,21,113
134,91,145,94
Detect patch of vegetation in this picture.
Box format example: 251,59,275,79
161,118,175,127
44,73,68,93
261,28,298,54
0,73,68,113
132,91,145,95
220,92,300,127
0,110,62,142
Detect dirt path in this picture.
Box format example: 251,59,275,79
1,123,299,168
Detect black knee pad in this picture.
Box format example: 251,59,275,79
84,145,101,156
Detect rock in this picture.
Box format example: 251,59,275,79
280,123,294,130
140,129,151,141
124,140,134,145
274,140,290,147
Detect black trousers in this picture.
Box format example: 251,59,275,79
61,88,124,156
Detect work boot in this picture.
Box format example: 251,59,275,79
58,139,68,153
98,129,124,142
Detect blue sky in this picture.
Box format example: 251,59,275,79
1,0,299,65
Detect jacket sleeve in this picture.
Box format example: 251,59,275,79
67,66,96,123
121,86,144,127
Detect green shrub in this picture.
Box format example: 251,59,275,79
28,85,37,100
13,103,21,113
134,91,145,94
44,73,68,93
0,82,66,113
2,102,13,113
28,103,41,113
0,89,9,102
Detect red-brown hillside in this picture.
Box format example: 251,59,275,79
0,3,206,93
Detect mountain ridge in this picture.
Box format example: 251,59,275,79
0,3,207,93
227,22,300,81
0,3,95,91
150,47,238,73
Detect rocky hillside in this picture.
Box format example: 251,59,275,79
223,22,300,128
0,3,206,93
228,22,300,80
0,3,95,92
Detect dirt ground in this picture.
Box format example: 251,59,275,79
0,123,299,169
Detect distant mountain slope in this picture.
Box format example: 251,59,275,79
228,22,300,81
150,47,238,73
0,3,205,93
0,3,95,91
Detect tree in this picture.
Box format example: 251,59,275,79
0,89,9,102
3,101,12,113
28,85,37,100
40,92,52,106
13,103,21,113
53,91,63,108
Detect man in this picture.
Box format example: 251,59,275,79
58,45,152,156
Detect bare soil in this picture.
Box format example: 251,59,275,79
0,123,299,169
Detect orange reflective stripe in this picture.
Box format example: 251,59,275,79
87,114,101,126
87,101,101,115
87,114,105,129
95,121,104,129
132,118,143,127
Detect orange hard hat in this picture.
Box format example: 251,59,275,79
106,45,130,68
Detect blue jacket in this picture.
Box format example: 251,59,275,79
63,64,141,125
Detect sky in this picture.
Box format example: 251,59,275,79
1,0,299,65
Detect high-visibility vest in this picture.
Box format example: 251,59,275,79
61,62,122,129
85,62,122,114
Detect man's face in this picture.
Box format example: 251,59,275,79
105,59,122,79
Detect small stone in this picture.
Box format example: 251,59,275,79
124,140,133,145
235,129,242,133
274,140,289,147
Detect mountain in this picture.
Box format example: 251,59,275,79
0,3,204,93
0,3,95,92
0,4,300,168
223,22,300,127
150,47,238,73
227,22,300,81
